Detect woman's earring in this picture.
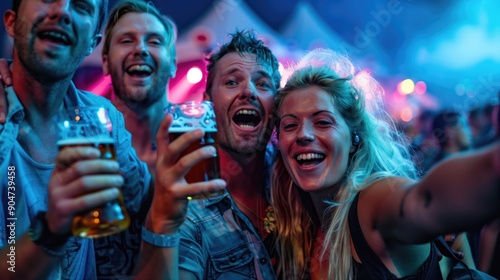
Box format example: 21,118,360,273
352,131,360,146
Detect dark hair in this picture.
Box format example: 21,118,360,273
432,109,461,147
96,0,109,35
205,30,281,96
12,0,20,14
12,0,108,35
418,110,435,123
101,0,176,57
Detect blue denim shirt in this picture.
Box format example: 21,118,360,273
0,84,152,279
178,147,277,280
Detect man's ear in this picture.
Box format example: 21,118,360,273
87,34,102,56
169,58,177,78
203,91,211,101
102,54,109,75
4,10,16,38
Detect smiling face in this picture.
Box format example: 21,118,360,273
207,52,276,154
6,0,102,80
102,12,175,109
278,86,353,192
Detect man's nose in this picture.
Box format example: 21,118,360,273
48,0,71,25
239,83,257,100
134,42,149,57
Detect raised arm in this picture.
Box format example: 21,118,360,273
375,141,500,244
0,147,123,279
135,114,226,280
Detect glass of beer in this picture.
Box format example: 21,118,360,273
165,101,224,199
56,107,130,238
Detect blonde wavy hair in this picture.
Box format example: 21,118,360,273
271,49,417,279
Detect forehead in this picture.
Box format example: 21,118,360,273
110,12,168,38
280,86,336,115
215,52,273,78
19,0,101,12
17,0,102,32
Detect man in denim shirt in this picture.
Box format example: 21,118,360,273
177,31,280,279
136,31,281,280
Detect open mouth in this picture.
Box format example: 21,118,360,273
232,109,262,129
295,153,325,166
38,30,71,45
126,64,153,77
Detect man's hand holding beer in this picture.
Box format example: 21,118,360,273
135,113,226,278
48,146,124,235
147,114,226,234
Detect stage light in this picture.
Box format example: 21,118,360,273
400,107,413,122
398,79,415,95
187,67,203,84
414,81,427,94
90,76,111,96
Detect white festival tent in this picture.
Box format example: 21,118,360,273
175,0,289,63
280,1,354,54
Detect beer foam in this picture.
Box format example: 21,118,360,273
168,101,218,132
57,121,112,141
170,114,217,132
57,137,114,146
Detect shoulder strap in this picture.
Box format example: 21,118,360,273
434,236,462,261
434,236,474,279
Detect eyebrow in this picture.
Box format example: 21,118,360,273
254,70,273,82
221,67,273,81
280,110,334,120
116,30,165,39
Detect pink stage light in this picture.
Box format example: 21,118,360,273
187,67,203,84
414,81,427,94
400,106,413,122
89,76,111,97
170,77,195,103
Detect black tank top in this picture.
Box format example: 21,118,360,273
348,193,442,279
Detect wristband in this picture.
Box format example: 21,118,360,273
28,211,70,257
141,226,180,248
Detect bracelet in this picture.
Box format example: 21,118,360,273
141,226,180,248
28,211,70,257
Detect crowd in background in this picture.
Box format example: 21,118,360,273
404,99,500,278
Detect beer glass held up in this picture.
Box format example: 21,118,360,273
56,107,130,238
165,101,224,200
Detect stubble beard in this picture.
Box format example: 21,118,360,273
14,22,84,82
115,80,166,113
225,124,273,155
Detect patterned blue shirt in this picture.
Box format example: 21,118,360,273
178,147,277,280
